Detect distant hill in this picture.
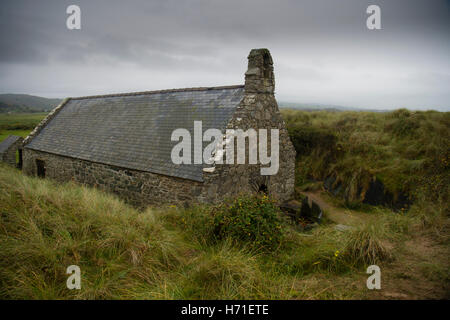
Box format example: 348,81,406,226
0,94,61,113
278,102,390,112
278,102,449,112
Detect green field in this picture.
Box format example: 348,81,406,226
0,110,448,299
0,113,46,142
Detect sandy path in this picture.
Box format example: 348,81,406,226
300,190,369,226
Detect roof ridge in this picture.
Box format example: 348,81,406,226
70,84,244,100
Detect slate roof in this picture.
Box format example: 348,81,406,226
0,135,22,153
25,85,245,182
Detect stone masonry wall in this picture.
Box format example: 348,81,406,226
201,94,296,203
0,137,23,167
23,148,204,208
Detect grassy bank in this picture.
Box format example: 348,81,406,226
0,164,448,299
281,109,449,212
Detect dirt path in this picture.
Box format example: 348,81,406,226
371,234,449,299
300,190,369,226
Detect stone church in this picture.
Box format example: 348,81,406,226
22,49,296,207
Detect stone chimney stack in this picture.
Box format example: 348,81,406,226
244,48,275,94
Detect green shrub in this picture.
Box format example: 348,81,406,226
212,195,284,250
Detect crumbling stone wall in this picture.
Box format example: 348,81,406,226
0,136,23,167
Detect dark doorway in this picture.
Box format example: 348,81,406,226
36,159,46,178
16,149,23,169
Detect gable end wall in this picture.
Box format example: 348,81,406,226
201,93,296,203
200,49,296,203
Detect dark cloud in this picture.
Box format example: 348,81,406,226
0,0,449,110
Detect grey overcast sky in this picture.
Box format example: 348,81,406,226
0,0,449,110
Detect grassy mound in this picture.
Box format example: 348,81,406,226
0,164,188,299
282,109,449,210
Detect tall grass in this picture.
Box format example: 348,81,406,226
0,164,422,299
0,165,188,299
0,109,448,299
282,109,449,210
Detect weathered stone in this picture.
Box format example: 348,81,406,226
0,136,23,168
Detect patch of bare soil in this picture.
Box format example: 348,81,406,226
370,235,449,300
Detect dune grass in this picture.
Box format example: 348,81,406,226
282,109,449,210
1,163,447,299
0,165,426,299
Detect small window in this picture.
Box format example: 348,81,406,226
36,159,46,178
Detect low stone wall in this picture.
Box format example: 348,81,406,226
0,138,23,167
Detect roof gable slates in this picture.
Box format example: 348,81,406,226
0,135,21,153
26,86,244,181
